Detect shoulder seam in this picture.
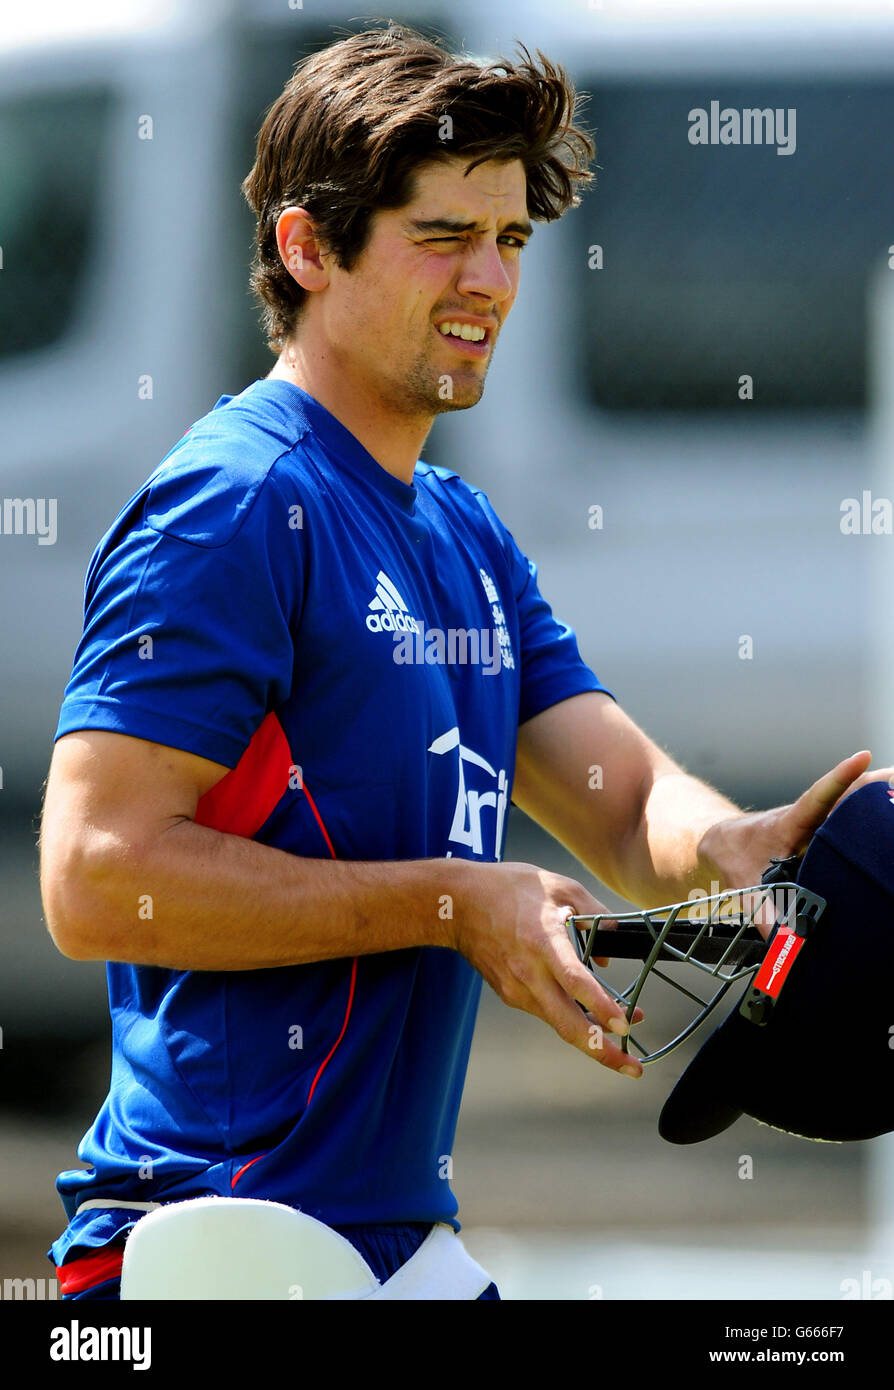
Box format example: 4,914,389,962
145,443,305,551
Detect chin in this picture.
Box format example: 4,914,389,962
431,375,487,413
433,392,484,414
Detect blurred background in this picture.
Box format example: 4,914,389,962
3,0,894,1300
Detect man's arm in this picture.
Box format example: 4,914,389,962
514,690,879,907
39,728,645,1075
39,730,461,969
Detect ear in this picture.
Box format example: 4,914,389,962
275,207,330,293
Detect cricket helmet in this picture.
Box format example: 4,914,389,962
567,781,894,1142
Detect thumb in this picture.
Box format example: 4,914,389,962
783,749,872,851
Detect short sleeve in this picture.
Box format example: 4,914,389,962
55,463,304,768
470,487,614,725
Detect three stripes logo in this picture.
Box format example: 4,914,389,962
366,570,421,634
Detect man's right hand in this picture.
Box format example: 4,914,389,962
449,861,644,1078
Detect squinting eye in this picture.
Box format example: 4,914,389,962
426,236,526,248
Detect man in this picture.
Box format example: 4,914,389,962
38,24,883,1301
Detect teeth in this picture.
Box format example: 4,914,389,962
438,322,486,342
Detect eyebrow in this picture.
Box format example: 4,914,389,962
408,216,534,239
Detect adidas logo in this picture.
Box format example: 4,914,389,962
366,570,421,634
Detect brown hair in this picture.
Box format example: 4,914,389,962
241,21,595,352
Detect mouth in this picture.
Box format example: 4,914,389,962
434,318,494,358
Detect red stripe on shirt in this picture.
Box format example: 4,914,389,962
57,1244,125,1295
230,1153,267,1188
298,786,357,1104
194,711,294,838
306,955,358,1107
192,712,355,1085
302,781,337,859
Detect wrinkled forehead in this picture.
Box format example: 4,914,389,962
398,153,530,223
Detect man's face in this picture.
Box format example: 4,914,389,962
315,155,531,417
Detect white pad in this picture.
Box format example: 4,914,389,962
119,1197,380,1300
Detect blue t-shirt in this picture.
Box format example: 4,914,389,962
49,379,610,1266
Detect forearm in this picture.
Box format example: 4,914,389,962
614,770,746,908
57,817,475,970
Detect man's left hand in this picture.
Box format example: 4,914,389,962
699,750,893,899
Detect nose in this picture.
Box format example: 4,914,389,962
455,238,516,306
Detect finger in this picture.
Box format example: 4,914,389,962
563,903,620,966
525,977,643,1076
580,993,645,1023
560,909,644,1018
832,765,894,803
545,915,641,1034
784,750,872,849
583,1012,644,1078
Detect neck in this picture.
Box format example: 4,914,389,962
267,340,431,486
